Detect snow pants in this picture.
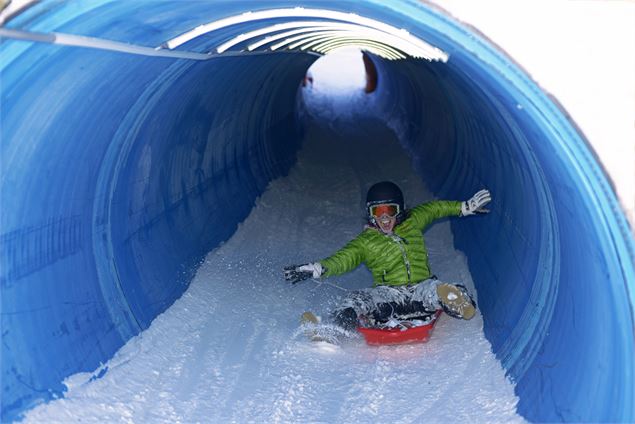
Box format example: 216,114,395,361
333,278,446,330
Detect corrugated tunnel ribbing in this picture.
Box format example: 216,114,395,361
1,1,633,422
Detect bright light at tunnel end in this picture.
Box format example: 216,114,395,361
164,8,449,62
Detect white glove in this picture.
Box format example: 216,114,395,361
298,263,323,278
461,189,492,216
283,262,324,284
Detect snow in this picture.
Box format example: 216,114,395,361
23,77,524,423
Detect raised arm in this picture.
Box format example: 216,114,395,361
408,189,492,230
408,200,462,230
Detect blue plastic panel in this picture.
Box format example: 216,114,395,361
1,0,633,422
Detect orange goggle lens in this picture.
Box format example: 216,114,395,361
370,203,399,218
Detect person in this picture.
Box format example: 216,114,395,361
284,181,491,333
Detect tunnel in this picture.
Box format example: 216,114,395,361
1,1,633,422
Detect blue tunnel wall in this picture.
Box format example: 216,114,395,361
1,1,633,422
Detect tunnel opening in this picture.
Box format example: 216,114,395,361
1,1,633,423
303,47,366,92
300,47,374,130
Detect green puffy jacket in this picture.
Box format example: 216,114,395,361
320,200,461,286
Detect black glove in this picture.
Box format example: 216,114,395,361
283,263,323,284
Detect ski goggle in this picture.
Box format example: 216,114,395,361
369,203,400,218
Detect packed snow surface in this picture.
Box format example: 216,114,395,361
24,75,523,423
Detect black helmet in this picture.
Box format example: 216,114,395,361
366,181,404,219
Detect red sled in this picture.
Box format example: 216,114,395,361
357,310,442,346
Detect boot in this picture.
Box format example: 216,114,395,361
436,284,476,320
300,311,319,325
300,312,335,343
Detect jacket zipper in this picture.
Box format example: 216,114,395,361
390,234,411,284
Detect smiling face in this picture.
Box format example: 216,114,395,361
369,203,400,234
375,213,397,234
